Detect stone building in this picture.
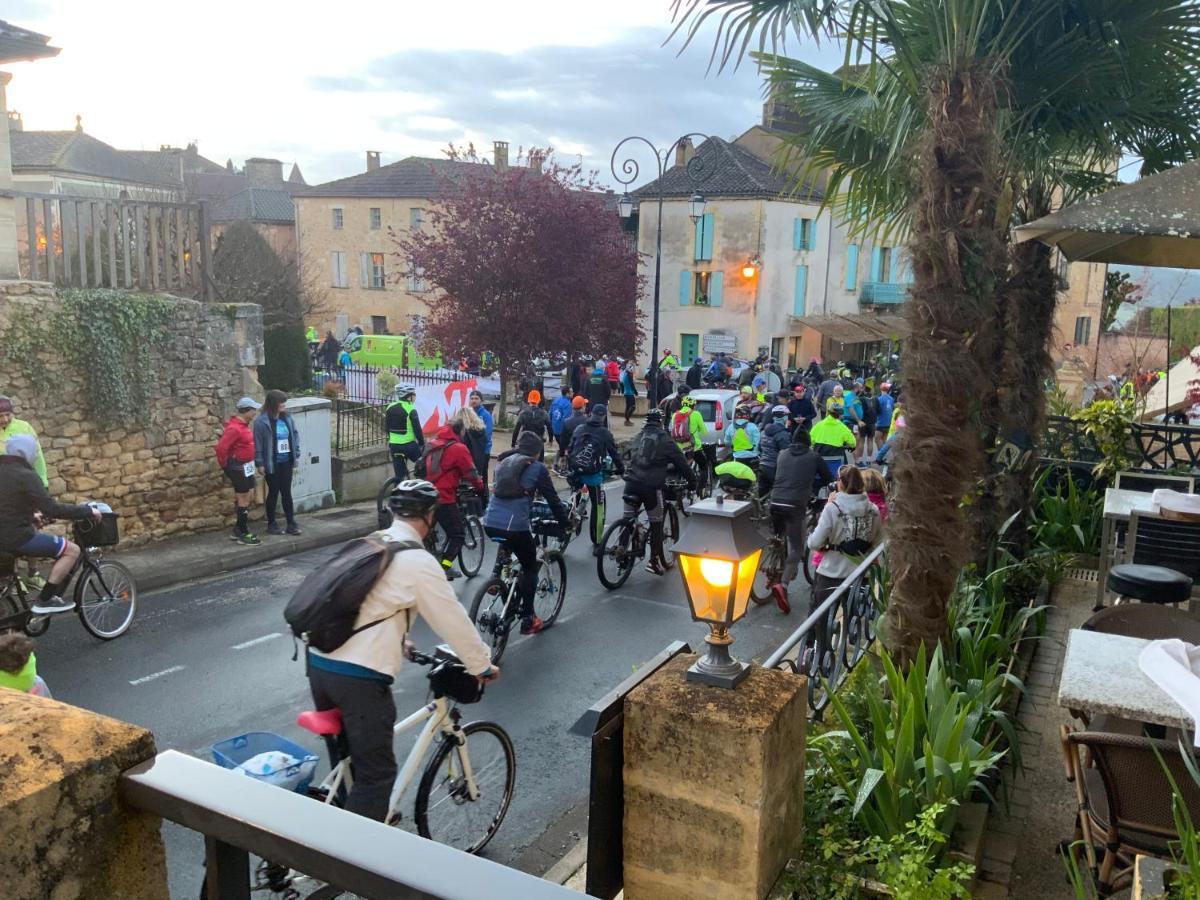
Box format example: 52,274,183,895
205,157,307,266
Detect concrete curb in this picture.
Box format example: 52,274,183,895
113,502,378,592
542,838,587,887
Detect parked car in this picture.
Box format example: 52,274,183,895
660,389,740,446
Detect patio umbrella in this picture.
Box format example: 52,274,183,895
1016,159,1200,414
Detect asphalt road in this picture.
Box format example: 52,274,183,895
37,486,805,899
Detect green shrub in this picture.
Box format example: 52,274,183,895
1072,398,1134,480
260,324,312,392
1029,468,1102,557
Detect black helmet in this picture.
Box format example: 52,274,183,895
387,479,439,517
645,409,664,425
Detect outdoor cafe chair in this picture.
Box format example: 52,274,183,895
1106,511,1198,606
1113,470,1196,494
1060,728,1200,895
1082,603,1200,644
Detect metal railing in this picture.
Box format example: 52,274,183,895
763,542,888,717
1,187,211,298
120,749,579,900
1040,415,1200,471
313,365,467,404
333,398,387,453
859,282,909,305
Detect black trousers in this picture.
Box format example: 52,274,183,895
308,666,397,822
435,501,465,566
265,462,295,526
809,572,841,656
624,395,636,423
484,527,539,618
390,443,420,479
770,503,809,586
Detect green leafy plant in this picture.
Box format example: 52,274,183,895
866,803,975,898
1158,742,1200,899
376,370,399,399
1029,468,1102,557
260,322,312,392
1059,841,1101,899
1072,399,1135,481
1046,383,1078,418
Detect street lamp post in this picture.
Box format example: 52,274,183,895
611,133,712,407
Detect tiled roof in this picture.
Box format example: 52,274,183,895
209,187,296,224
10,130,182,187
297,156,488,198
186,171,247,201
0,20,59,63
632,136,820,201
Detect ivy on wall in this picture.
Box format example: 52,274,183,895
0,289,174,427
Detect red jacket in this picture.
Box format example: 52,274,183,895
425,426,484,503
215,416,255,468
606,359,620,384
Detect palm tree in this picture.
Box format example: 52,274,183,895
672,0,1200,665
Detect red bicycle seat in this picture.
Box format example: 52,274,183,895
296,708,343,736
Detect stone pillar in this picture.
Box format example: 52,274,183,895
0,690,169,899
0,71,20,278
623,653,807,900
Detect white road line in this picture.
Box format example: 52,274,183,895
129,665,185,686
231,632,283,651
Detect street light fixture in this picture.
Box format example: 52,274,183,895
618,192,634,219
741,255,760,279
688,193,707,223
673,495,763,688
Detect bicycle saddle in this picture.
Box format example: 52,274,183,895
297,708,343,736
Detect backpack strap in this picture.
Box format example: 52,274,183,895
345,539,424,639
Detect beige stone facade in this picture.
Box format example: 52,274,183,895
1050,254,1107,364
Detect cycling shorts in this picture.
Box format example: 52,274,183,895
224,464,256,493
16,532,67,560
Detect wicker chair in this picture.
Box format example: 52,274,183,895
1061,729,1200,895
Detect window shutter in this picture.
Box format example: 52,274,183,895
793,218,803,251
889,251,899,284
793,265,808,316
846,245,859,291
701,213,715,261
359,253,370,287
679,270,692,306
694,217,704,260
710,271,724,307
808,218,818,250
870,247,883,282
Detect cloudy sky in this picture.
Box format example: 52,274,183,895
4,0,843,187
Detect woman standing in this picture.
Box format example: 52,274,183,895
254,390,301,535
452,406,489,502
469,390,493,504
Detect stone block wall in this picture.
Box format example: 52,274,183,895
0,280,264,544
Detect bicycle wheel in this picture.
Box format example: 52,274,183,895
375,476,400,530
596,519,635,590
532,551,567,628
415,721,516,855
750,541,785,605
75,559,137,640
458,516,486,577
572,493,585,538
589,487,606,545
467,578,512,664
662,505,680,566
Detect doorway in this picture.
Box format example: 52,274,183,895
680,333,700,367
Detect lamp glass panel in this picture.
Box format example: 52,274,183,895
679,554,734,623
731,549,762,621
619,194,633,218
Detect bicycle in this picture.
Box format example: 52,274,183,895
749,520,792,614
595,493,680,590
562,476,607,545
375,478,486,578
0,513,137,640
467,515,567,664
206,647,516,900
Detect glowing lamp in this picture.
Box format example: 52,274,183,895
618,192,633,219
673,496,763,688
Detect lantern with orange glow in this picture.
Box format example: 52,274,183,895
741,255,761,279
673,496,763,687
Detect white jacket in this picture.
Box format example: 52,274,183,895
806,491,882,579
310,520,493,676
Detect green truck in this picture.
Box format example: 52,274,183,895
343,334,442,371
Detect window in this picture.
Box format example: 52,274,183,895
794,217,817,251
1073,315,1092,347
693,212,714,262
1056,252,1071,289
878,247,893,283
332,208,344,230
679,270,723,306
371,315,388,335
360,252,386,289
330,251,348,288
409,208,424,230
369,207,381,230
787,337,800,371
770,338,784,364
407,260,427,293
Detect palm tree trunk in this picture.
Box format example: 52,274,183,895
887,64,1007,668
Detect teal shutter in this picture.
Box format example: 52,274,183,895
701,213,714,261
846,245,859,291
793,265,808,316
807,218,818,250
870,247,883,281
694,217,704,261
793,218,803,251
679,270,692,306
710,271,724,307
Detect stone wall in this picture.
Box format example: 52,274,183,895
0,280,264,544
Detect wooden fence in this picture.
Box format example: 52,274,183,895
0,188,212,299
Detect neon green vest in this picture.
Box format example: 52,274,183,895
0,653,36,693
387,400,418,445
731,423,753,452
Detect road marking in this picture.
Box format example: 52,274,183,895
232,632,283,650
129,665,185,686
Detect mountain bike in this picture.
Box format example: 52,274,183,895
749,518,792,614
562,477,607,545
0,514,137,640
204,647,515,900
595,493,680,590
467,519,567,664
375,478,486,577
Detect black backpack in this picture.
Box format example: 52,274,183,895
570,428,606,475
284,537,421,653
493,454,534,499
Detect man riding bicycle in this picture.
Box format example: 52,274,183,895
421,421,485,581
483,432,569,635
307,479,497,822
669,394,708,493
810,401,857,480
0,434,101,615
566,403,625,526
385,384,424,479
623,410,696,576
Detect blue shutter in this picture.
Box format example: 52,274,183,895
679,270,692,306
694,217,704,261
793,265,808,316
793,218,803,251
807,218,818,250
846,244,859,291
701,212,714,261
870,247,883,282
710,271,724,307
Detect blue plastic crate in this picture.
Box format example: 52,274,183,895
210,731,319,794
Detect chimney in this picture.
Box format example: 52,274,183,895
244,157,284,187
366,150,380,172
494,140,509,171
528,149,543,173
7,110,22,132
74,114,83,133
674,138,694,168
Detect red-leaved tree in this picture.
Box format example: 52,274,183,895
394,149,644,421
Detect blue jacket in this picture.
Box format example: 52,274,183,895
723,420,761,460
620,370,637,397
549,396,573,436
483,455,565,532
876,393,895,429
253,412,300,474
478,405,494,456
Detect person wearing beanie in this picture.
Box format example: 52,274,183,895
0,434,100,615
587,362,611,413
0,396,48,487
623,409,696,576
215,397,261,544
511,389,550,457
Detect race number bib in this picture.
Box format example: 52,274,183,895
276,438,290,456
242,461,256,477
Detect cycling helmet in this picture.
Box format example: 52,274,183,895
772,404,789,417
734,404,752,419
387,479,439,517
395,383,417,399
677,384,691,395
681,395,697,409
828,402,845,415
645,409,664,425
880,381,892,391
739,385,752,395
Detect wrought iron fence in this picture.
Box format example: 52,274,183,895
1039,415,1200,471
1,187,211,298
313,365,466,404
333,399,386,453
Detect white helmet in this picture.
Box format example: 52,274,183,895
395,383,417,399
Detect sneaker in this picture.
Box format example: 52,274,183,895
31,595,76,615
519,616,544,635
644,559,665,576
443,566,462,582
772,583,792,615
235,531,261,545
265,523,284,536
286,523,302,536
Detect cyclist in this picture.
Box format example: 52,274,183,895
713,450,757,497
483,432,569,635
384,384,424,479
307,480,497,822
560,395,588,453
421,420,485,580
549,386,574,473
215,396,260,545
511,390,550,458
567,403,625,526
769,428,830,591
669,394,708,493
623,410,696,576
723,403,761,467
756,405,793,498
811,401,857,480
0,434,101,615
788,384,818,431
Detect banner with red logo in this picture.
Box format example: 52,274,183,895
415,378,477,436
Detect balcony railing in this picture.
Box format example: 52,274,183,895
860,281,909,305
